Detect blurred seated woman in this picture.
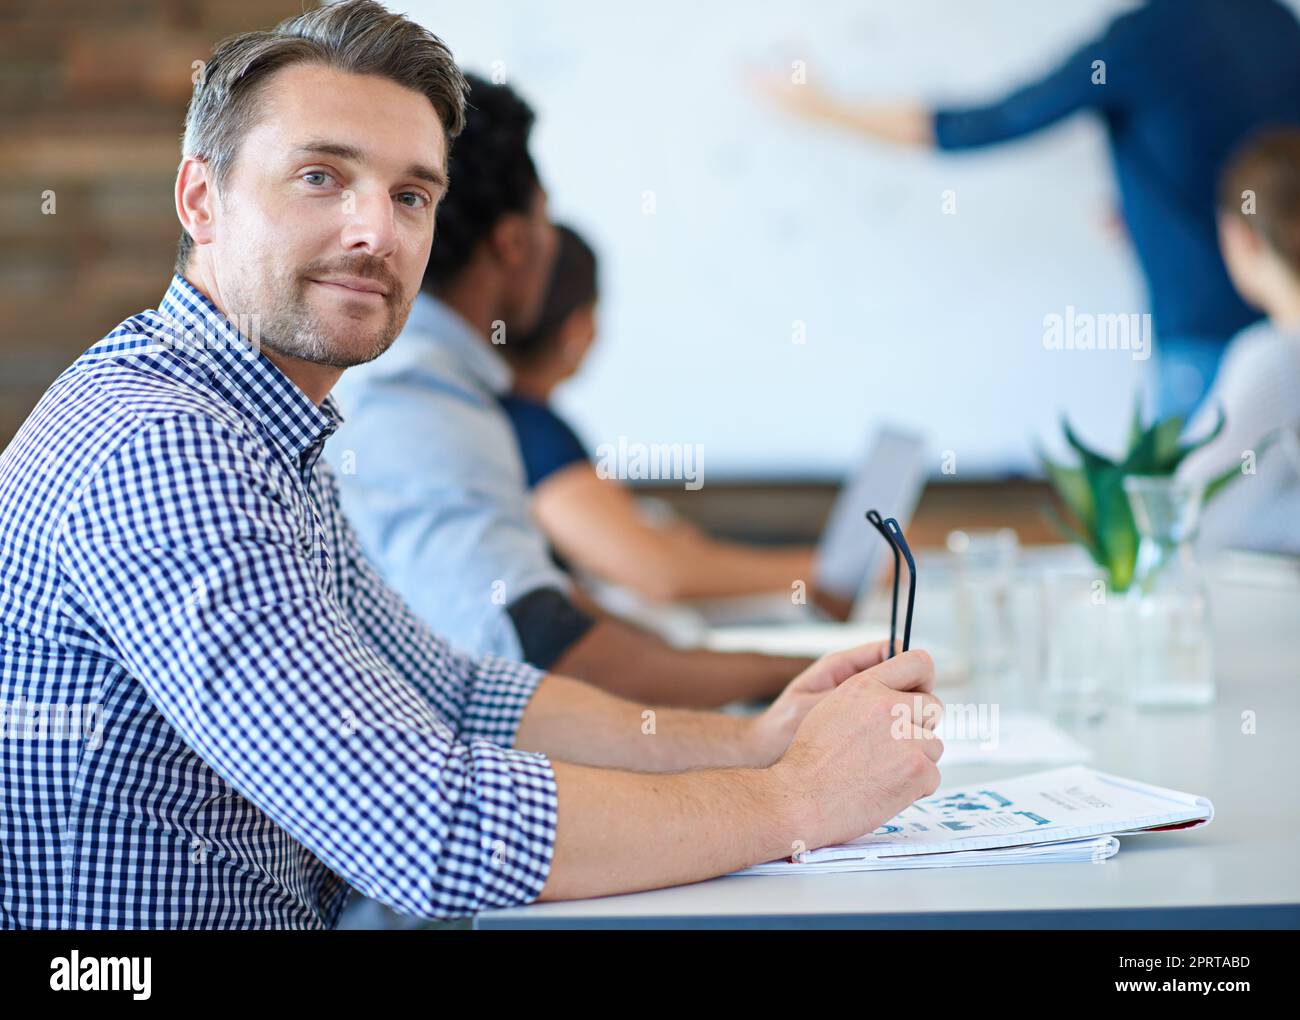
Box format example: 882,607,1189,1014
498,225,815,602
1180,127,1300,555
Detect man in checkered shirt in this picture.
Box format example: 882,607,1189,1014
0,0,942,928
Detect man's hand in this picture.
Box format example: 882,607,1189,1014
536,648,942,902
748,68,840,123
747,640,912,764
766,649,943,853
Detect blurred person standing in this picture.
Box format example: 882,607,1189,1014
759,0,1300,421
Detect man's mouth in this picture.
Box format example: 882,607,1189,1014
309,276,390,300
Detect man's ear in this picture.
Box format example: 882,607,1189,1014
487,211,529,270
176,155,218,250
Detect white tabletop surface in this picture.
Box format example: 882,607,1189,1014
478,552,1300,929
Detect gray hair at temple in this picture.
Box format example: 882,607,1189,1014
174,0,467,273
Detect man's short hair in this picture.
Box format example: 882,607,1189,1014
175,0,467,273
421,73,541,292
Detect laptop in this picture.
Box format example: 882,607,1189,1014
814,425,929,620
700,425,929,654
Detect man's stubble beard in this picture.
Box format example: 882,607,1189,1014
235,254,413,369
261,275,412,369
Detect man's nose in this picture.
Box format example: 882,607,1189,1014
339,188,399,259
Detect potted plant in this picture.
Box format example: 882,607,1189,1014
1039,398,1250,708
1037,398,1238,592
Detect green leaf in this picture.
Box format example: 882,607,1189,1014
1088,462,1138,592
1045,415,1142,592
1126,391,1146,454
1169,406,1226,468
1040,501,1103,565
1100,497,1138,591
1038,448,1096,533
1062,416,1116,471
1123,415,1184,475
1153,414,1188,467
1203,461,1244,504
1201,428,1277,504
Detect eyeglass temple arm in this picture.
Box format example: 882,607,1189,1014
885,517,917,653
865,509,901,658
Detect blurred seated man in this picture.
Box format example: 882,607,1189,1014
498,224,817,603
327,75,812,706
1180,128,1300,555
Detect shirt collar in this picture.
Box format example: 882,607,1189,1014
157,275,343,463
403,292,514,395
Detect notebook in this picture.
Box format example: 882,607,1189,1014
734,766,1212,876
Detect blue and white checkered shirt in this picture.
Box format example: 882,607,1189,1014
0,275,558,929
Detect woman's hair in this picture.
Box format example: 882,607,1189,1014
506,224,598,366
1218,126,1300,277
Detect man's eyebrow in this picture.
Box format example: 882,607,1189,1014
406,163,449,189
289,140,448,189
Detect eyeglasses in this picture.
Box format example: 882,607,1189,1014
865,509,916,658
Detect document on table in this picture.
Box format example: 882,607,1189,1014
734,766,1212,876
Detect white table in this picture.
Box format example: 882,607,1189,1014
477,553,1300,929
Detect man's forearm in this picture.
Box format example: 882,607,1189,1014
530,644,943,905
515,673,765,771
647,536,816,601
553,616,809,707
537,759,796,902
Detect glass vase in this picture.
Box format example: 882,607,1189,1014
1122,475,1215,708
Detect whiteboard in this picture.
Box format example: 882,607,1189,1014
407,0,1174,478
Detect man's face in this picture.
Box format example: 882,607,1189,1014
206,63,448,367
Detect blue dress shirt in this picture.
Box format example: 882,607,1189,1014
327,295,580,663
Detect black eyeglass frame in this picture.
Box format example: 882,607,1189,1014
865,509,916,658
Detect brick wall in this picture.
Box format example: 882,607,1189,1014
0,2,1068,546
0,0,308,446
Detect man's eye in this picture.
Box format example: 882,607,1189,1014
396,191,429,209
302,171,332,187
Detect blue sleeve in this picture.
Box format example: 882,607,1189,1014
499,396,591,489
933,9,1147,149
328,376,574,662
